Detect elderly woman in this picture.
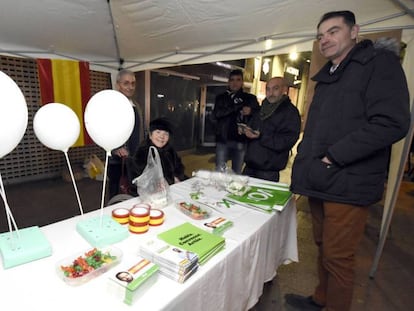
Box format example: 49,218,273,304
131,117,186,189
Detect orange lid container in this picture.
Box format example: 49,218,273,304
111,208,130,224
149,209,165,226
128,220,149,234
129,204,150,223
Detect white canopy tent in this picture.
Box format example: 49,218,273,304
0,0,413,72
0,0,413,277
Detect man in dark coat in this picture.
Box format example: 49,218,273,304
212,69,259,174
108,69,145,199
286,11,410,311
242,77,301,182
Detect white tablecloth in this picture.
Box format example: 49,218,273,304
0,177,298,310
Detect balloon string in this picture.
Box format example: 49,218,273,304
99,151,110,227
0,172,20,242
64,152,84,216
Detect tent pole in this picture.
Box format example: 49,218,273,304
369,100,414,278
107,0,122,69
391,0,414,19
360,12,408,27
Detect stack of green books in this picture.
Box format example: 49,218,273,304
108,257,159,305
202,217,233,236
139,238,199,283
158,222,225,265
226,183,292,213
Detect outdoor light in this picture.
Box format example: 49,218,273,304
262,58,271,75
289,52,298,61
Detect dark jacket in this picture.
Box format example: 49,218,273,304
291,40,410,206
244,96,301,172
131,138,185,186
109,102,144,165
212,89,259,143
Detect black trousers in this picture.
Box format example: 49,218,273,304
108,162,122,199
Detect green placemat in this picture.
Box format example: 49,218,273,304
227,186,292,211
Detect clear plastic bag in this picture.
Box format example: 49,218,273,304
132,146,170,209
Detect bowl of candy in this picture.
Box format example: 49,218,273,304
56,246,122,286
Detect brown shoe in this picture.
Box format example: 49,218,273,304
285,294,324,310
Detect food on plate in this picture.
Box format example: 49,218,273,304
178,201,211,220
60,248,117,278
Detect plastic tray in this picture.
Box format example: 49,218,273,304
56,246,123,286
175,200,212,220
225,176,250,196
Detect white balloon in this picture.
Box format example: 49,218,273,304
84,90,135,152
33,103,80,152
0,71,28,159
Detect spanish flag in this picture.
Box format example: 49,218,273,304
37,59,92,146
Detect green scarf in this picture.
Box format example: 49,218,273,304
260,95,287,120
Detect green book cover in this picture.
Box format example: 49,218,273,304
203,217,233,236
198,243,225,264
157,222,225,265
108,257,159,305
226,186,292,209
